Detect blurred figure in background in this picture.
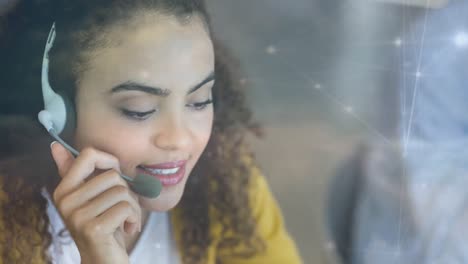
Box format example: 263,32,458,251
351,0,468,263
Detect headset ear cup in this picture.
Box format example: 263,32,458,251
57,92,76,137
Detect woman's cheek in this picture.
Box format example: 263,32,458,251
194,112,213,145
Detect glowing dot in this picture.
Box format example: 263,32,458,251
325,241,336,251
394,37,402,47
454,31,468,48
140,70,149,79
314,83,322,89
265,45,278,55
345,106,353,113
415,71,422,78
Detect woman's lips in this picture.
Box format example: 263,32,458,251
137,161,187,187
141,160,187,169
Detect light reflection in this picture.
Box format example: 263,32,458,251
453,31,468,48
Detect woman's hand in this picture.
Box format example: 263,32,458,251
50,142,141,264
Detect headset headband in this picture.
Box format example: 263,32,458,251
38,22,67,134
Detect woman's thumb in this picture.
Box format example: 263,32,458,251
50,141,74,178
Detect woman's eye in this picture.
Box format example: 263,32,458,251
188,99,213,111
120,109,156,120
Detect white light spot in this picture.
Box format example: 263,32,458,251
345,106,353,113
325,241,336,251
314,83,322,90
454,31,468,48
394,37,403,47
140,70,150,79
154,243,161,249
265,45,278,55
415,71,422,78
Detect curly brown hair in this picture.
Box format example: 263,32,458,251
0,1,265,263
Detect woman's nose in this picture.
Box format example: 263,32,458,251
152,114,191,151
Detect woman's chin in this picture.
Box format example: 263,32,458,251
137,166,191,211
138,185,185,212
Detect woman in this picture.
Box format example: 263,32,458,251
0,1,302,263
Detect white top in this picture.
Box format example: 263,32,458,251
42,189,181,264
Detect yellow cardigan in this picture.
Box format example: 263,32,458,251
172,168,303,264
0,167,302,264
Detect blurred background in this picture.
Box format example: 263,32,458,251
2,0,467,263
203,0,461,263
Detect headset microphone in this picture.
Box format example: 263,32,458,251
38,23,162,199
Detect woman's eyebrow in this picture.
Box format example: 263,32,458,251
187,71,215,95
110,82,170,97
109,71,215,97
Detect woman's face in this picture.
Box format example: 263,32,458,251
73,13,215,211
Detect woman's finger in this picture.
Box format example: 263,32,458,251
69,185,141,231
86,201,139,237
54,147,121,202
56,170,129,217
50,141,75,179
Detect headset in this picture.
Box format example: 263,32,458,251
37,23,162,198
